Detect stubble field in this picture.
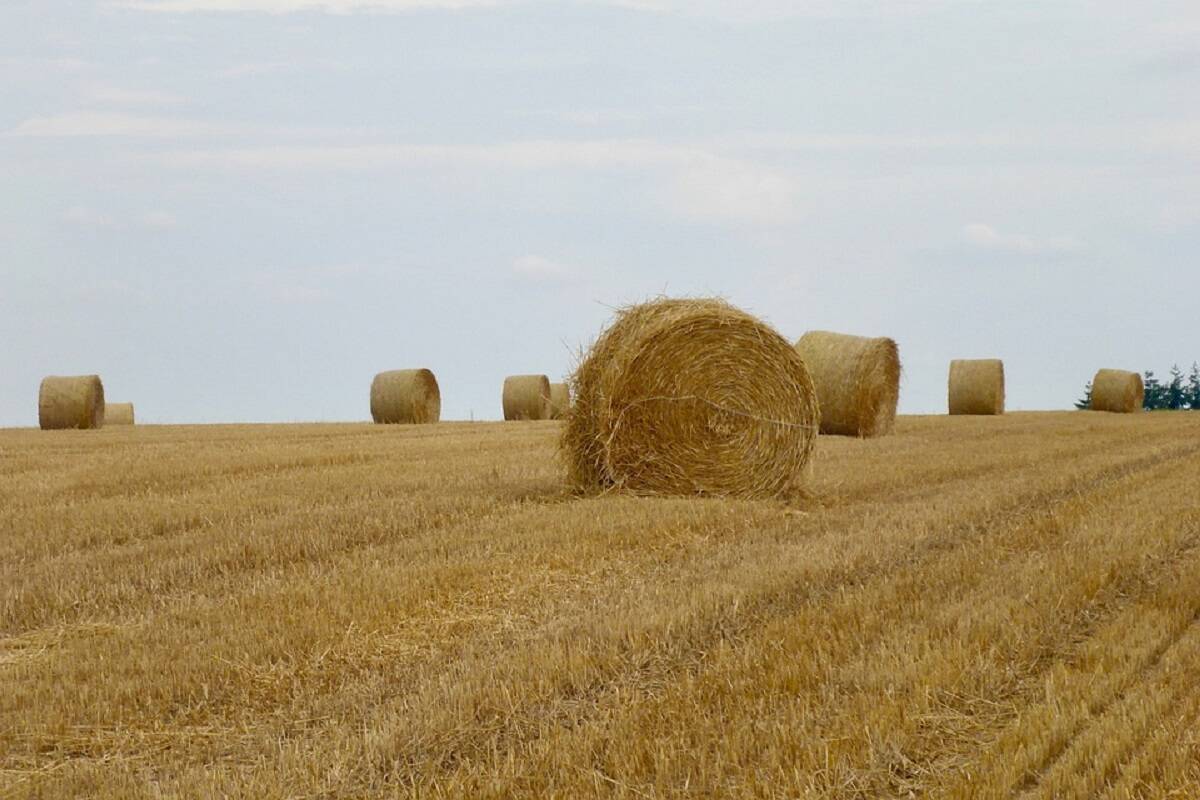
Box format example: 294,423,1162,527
2,411,1200,798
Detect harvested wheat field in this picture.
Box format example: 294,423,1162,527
3,412,1200,798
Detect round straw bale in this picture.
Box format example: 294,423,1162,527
503,374,551,420
370,369,441,424
105,403,135,425
948,359,1005,415
1090,369,1144,413
794,331,899,437
562,298,819,498
548,383,571,420
39,375,105,430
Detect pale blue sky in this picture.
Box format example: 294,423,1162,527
2,0,1198,424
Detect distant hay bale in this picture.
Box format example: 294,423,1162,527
948,359,1006,415
370,369,441,424
39,375,105,430
105,403,135,426
562,297,819,498
502,375,551,420
548,383,571,420
1091,369,1144,413
794,330,899,437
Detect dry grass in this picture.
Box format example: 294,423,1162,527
3,412,1200,798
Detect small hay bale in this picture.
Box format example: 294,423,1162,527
548,383,571,420
1090,369,1144,413
948,359,1005,415
562,297,819,498
503,374,551,420
794,330,899,437
370,369,441,424
105,403,135,425
39,375,105,430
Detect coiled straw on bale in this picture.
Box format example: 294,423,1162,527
39,375,105,430
105,403,135,425
503,375,551,420
370,369,441,424
794,331,899,438
1091,369,1144,413
948,359,1006,415
548,383,571,420
562,298,819,498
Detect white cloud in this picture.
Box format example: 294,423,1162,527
962,223,1082,254
140,211,179,229
6,112,242,137
215,61,299,77
116,0,505,11
63,206,116,227
85,85,184,107
512,254,576,284
145,138,803,227
61,206,179,230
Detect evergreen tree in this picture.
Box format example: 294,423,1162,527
1143,371,1166,411
1166,364,1187,410
1075,382,1092,410
1188,362,1200,411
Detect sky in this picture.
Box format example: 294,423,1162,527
2,0,1198,424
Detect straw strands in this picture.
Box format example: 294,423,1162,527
503,375,551,421
38,375,105,430
370,369,441,424
794,331,899,437
104,403,135,426
948,359,1006,415
562,297,819,498
1091,369,1144,413
548,383,571,420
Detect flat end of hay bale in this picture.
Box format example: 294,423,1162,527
1090,369,1144,413
370,369,441,424
503,375,552,421
794,330,900,438
39,375,105,430
948,359,1005,415
562,297,819,498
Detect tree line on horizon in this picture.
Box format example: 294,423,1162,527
1076,363,1200,411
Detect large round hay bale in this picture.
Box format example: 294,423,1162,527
548,383,571,420
39,375,105,430
105,403,135,425
948,359,1005,415
370,369,441,424
502,374,551,420
562,298,819,498
794,330,899,437
1091,369,1144,413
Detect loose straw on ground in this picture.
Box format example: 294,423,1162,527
794,331,899,437
562,297,819,498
